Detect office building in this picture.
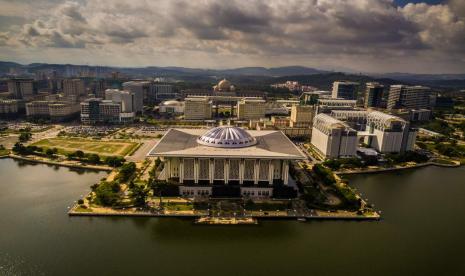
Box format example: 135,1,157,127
316,99,357,114
332,81,359,100
387,85,432,110
80,98,123,124
105,89,135,113
158,100,184,114
290,105,314,128
184,97,212,120
63,79,85,99
153,84,177,102
26,101,50,117
0,100,19,115
8,79,35,100
91,79,106,98
409,109,432,122
25,100,79,121
300,91,331,105
122,81,147,113
365,82,384,108
364,111,416,153
311,113,358,158
237,99,266,120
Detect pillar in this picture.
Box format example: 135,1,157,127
165,158,171,179
268,161,274,185
224,159,229,184
194,158,199,184
282,160,289,185
254,159,259,185
179,158,184,183
239,159,244,185
209,159,214,184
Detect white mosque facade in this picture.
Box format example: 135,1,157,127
148,126,306,198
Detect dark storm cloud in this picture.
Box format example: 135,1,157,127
0,0,464,73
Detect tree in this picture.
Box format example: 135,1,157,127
312,164,336,185
94,182,120,206
45,148,55,157
87,154,100,164
18,132,32,143
105,156,125,167
13,142,25,154
150,179,168,207
116,162,137,182
131,185,148,207
75,150,85,158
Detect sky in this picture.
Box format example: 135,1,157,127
0,0,464,74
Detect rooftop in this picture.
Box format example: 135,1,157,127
197,126,257,148
148,128,306,159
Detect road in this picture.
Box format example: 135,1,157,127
29,125,65,144
295,142,321,163
126,139,158,162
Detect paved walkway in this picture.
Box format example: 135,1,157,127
126,140,158,162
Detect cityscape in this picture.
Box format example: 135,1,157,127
1,0,465,275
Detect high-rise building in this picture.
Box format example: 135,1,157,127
387,85,432,110
8,79,35,100
91,79,106,98
25,101,51,117
80,98,124,124
0,100,19,116
290,105,314,128
63,79,85,99
300,91,331,105
184,97,212,120
25,100,79,121
105,89,135,113
122,81,147,113
364,82,384,108
153,84,177,102
237,99,266,120
316,98,357,114
311,113,358,158
331,81,359,100
364,111,416,153
48,103,80,122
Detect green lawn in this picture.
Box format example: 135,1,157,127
32,138,139,156
164,202,194,211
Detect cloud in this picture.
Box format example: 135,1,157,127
0,0,464,73
401,2,465,52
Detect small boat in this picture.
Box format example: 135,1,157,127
297,218,306,222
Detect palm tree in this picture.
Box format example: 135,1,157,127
150,179,167,210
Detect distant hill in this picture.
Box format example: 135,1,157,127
1,61,464,89
0,61,325,78
375,72,465,82
269,72,403,90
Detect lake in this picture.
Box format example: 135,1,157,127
1,158,464,276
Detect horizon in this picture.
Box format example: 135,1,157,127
3,60,465,76
1,0,464,74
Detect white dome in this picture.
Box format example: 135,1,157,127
197,126,257,148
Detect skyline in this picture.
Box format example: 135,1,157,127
0,0,465,74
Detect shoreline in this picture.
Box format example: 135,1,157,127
68,208,381,221
7,154,113,172
335,161,461,176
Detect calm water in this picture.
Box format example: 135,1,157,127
1,158,465,276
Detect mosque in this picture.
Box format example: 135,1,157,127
148,126,306,198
